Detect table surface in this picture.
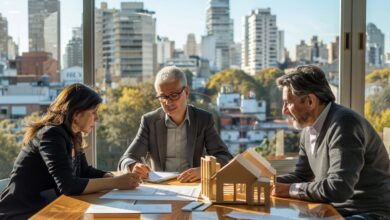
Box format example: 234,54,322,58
31,180,343,220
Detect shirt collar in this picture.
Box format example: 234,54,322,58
165,106,190,127
310,102,332,134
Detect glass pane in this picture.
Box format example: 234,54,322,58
94,0,339,171
365,0,390,154
0,0,83,179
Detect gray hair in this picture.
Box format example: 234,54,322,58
154,66,187,90
276,65,335,104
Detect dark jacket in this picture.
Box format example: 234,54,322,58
0,125,106,219
277,103,390,216
118,105,233,171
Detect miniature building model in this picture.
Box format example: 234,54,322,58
201,148,276,206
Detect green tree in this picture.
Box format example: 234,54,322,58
254,67,284,118
206,69,261,100
365,85,390,133
365,68,390,84
96,83,160,170
0,120,22,178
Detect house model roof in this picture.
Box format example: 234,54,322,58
214,148,275,182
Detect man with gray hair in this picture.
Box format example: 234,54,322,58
273,65,390,218
118,66,232,183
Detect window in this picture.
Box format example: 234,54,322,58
364,0,390,154
93,0,340,170
0,107,7,115
0,0,83,178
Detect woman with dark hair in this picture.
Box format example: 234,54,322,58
0,83,140,219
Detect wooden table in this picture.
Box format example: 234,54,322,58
31,181,343,220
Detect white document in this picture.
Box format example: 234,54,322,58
100,184,201,201
192,211,218,220
85,202,171,214
146,171,179,183
225,211,296,220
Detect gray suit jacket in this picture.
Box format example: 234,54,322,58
118,105,232,172
277,103,390,216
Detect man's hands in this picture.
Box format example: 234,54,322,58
129,163,150,179
272,182,291,198
177,167,200,183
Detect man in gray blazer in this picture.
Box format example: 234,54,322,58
118,66,232,183
273,65,390,218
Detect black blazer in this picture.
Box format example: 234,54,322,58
118,105,233,172
0,125,106,219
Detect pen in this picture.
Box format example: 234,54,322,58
141,156,148,165
141,154,151,170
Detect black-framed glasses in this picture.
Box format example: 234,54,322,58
155,86,186,101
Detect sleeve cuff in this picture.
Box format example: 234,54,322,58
289,183,302,199
119,158,136,173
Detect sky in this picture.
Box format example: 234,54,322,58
0,0,389,62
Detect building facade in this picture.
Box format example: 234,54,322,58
28,0,60,68
64,27,83,69
201,0,234,71
366,23,385,67
96,2,156,83
242,8,279,75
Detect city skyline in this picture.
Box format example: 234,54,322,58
0,0,389,62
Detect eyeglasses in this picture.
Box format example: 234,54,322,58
155,86,186,101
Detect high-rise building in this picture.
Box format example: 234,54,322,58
296,36,328,64
96,2,156,83
156,36,175,66
44,11,59,61
201,0,234,71
309,36,328,64
0,13,8,60
327,36,339,64
366,23,385,67
28,0,60,51
28,0,60,69
184,33,198,57
7,37,19,60
229,43,241,68
277,30,285,63
64,27,83,68
241,8,279,75
296,40,311,63
94,2,106,76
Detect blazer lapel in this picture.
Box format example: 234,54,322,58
187,106,197,167
155,110,167,171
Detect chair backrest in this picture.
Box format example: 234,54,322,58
0,178,10,192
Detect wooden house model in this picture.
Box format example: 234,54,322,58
201,148,276,206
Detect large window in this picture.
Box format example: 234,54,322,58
364,0,390,154
0,0,83,178
1,0,384,178
93,0,340,170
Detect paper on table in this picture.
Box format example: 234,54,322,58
85,202,171,214
225,211,296,220
100,184,201,201
192,211,218,220
146,171,179,183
